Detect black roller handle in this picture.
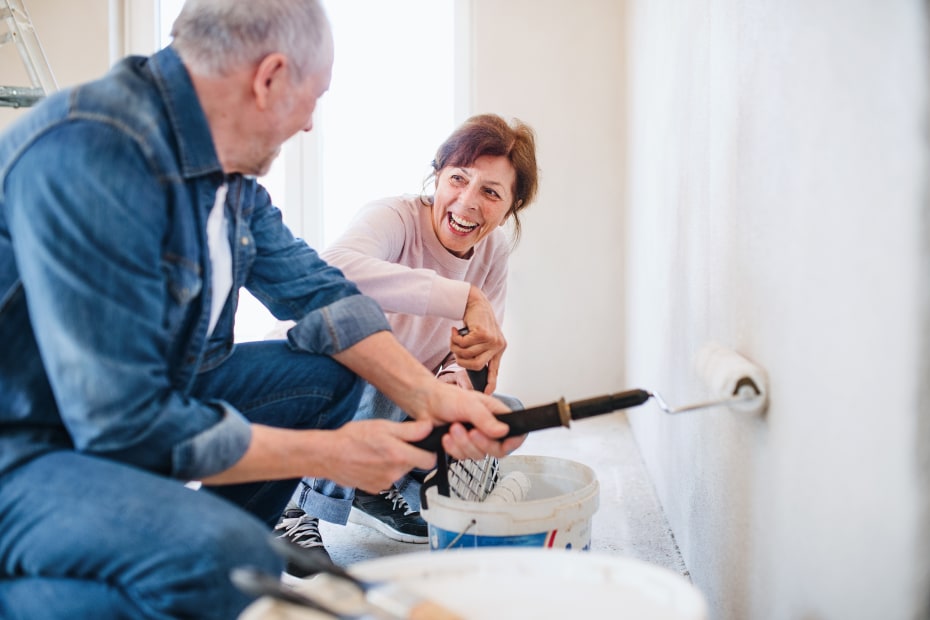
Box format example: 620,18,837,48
467,367,489,392
411,388,652,453
569,389,652,420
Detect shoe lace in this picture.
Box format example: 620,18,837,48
382,487,416,516
275,512,324,549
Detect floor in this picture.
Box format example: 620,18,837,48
320,410,690,578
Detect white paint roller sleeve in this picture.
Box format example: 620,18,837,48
695,342,769,415
483,471,532,504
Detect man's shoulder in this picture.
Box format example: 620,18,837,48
69,56,166,134
2,56,168,161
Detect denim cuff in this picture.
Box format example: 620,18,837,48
170,403,252,480
296,480,354,525
287,295,390,355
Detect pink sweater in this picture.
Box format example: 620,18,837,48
321,195,509,375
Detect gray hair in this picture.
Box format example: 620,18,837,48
171,0,332,81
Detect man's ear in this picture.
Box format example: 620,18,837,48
253,52,288,110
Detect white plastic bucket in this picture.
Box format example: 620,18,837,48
421,454,599,551
240,549,708,620
355,548,707,619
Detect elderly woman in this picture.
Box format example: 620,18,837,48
278,113,539,572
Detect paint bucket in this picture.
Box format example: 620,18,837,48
239,548,708,620
354,548,707,619
421,454,599,551
239,548,707,620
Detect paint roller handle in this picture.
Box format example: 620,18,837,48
568,389,652,420
410,388,653,452
456,326,489,392
410,408,552,453
467,367,489,392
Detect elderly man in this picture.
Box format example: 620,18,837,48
0,1,520,617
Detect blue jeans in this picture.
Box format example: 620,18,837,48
296,384,522,522
0,341,364,619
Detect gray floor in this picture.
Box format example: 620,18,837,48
321,411,689,578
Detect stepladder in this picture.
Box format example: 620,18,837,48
0,0,57,108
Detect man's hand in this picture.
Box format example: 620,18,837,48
199,372,523,488
420,381,525,460
333,330,518,461
200,420,438,490
319,419,438,492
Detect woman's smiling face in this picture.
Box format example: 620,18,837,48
430,155,517,258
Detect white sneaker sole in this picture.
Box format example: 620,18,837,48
348,507,428,543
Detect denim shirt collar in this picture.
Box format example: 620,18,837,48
148,46,223,180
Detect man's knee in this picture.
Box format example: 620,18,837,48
287,358,364,429
153,505,282,618
212,349,365,430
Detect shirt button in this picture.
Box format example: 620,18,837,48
240,237,249,246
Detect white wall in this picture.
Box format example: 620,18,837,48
625,1,928,618
470,0,930,618
466,0,630,405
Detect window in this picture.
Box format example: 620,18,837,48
315,1,456,248
152,1,461,340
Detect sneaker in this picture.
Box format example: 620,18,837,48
273,508,330,578
349,487,428,543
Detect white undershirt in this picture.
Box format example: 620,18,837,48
206,183,232,335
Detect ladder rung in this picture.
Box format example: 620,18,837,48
0,84,43,108
0,0,57,107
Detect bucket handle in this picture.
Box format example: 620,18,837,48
441,518,477,550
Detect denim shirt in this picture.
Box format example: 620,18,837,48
0,47,389,479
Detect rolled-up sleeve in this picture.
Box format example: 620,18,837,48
286,294,390,355
171,402,252,480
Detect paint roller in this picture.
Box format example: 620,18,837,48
651,342,769,415
411,342,769,453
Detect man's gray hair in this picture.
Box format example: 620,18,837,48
171,0,331,81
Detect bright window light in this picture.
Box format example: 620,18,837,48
318,0,456,247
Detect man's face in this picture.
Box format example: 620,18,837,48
248,60,332,177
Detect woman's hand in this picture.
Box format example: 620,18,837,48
452,286,506,393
